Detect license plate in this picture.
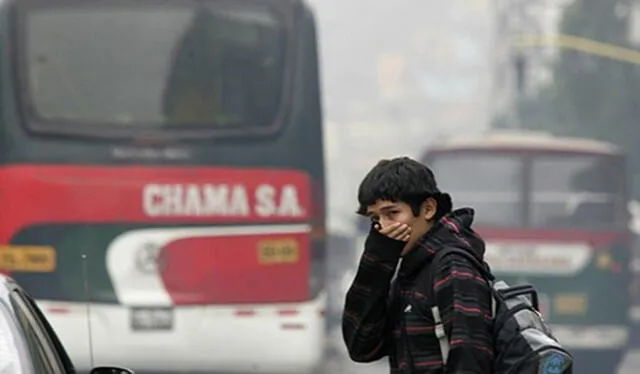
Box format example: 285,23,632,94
554,293,587,316
130,307,173,331
257,239,299,265
0,246,56,272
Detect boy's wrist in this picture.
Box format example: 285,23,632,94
364,226,405,262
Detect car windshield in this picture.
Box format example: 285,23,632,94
0,301,34,374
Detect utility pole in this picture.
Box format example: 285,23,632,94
491,0,528,129
491,0,569,129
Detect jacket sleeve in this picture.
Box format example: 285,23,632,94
341,226,405,363
433,252,494,373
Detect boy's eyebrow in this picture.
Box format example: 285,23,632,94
365,202,398,216
379,204,397,212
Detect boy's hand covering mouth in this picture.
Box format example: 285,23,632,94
376,222,412,242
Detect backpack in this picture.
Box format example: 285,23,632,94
427,247,573,374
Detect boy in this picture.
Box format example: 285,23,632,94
342,157,493,373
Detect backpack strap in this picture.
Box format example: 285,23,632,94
427,247,494,301
427,247,495,365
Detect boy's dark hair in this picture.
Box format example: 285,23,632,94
356,157,452,219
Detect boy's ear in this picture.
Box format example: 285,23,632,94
422,197,437,221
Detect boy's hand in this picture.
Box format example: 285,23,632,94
375,222,412,242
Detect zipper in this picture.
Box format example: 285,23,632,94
398,280,416,373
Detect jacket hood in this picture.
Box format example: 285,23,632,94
399,208,486,278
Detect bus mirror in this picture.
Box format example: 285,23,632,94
90,366,135,374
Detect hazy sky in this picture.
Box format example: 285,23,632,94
308,0,495,233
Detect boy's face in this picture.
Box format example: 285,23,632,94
365,198,437,254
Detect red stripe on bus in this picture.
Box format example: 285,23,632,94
0,165,312,242
160,234,309,305
47,307,70,314
477,227,629,248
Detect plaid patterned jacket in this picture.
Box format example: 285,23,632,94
342,208,494,373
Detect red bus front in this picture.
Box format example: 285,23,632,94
425,144,631,373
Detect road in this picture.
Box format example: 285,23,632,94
323,328,640,374
325,350,640,374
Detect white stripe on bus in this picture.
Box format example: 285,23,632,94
549,324,628,349
105,224,311,306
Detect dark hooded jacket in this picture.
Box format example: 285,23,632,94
342,208,493,373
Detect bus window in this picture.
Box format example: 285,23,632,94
22,2,286,131
429,154,523,227
530,155,623,228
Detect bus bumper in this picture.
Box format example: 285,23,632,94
38,293,327,374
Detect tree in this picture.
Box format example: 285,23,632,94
506,0,640,196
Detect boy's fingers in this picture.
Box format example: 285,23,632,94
379,222,400,235
388,224,410,239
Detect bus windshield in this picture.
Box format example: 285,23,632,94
530,155,624,229
21,2,287,130
429,151,625,229
429,153,523,227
